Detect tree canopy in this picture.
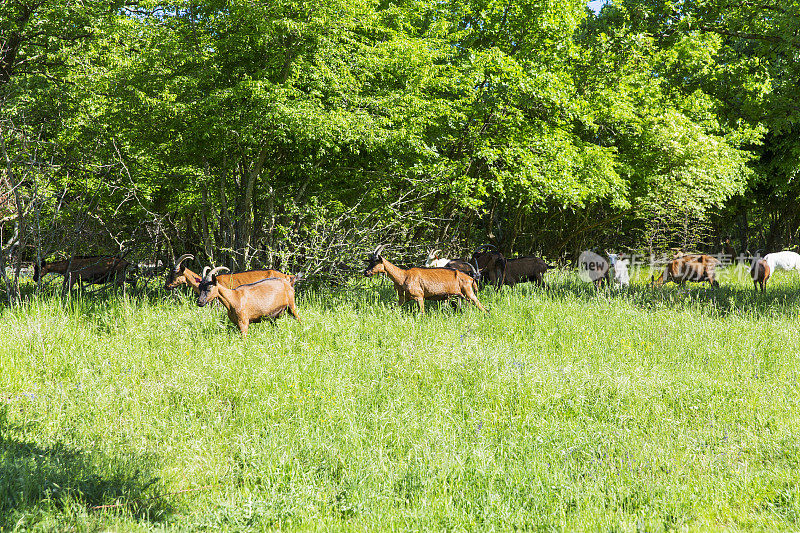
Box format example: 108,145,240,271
1,0,797,290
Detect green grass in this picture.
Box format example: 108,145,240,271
2,267,800,531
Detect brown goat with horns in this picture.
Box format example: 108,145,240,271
165,254,292,299
197,266,301,336
363,245,487,313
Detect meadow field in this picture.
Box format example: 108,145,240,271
1,265,800,531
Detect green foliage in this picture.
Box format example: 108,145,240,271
1,0,797,264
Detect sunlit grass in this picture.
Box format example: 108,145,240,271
1,267,800,530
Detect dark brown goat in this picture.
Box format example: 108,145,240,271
502,256,551,287
750,258,770,292
364,245,487,313
652,254,720,287
33,255,130,289
197,266,301,336
723,238,737,263
471,245,506,288
165,254,292,298
443,258,481,282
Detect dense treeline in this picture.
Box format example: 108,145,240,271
1,0,798,294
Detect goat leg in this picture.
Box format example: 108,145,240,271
288,299,302,323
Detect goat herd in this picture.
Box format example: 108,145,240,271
29,246,800,336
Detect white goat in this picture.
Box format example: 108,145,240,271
424,249,451,268
607,253,630,287
750,250,800,292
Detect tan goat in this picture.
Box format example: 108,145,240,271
197,266,301,336
363,245,487,313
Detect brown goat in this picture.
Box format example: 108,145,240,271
503,256,551,287
364,245,487,313
197,266,301,336
471,245,506,288
723,238,737,263
652,254,720,287
750,258,770,292
33,255,130,289
165,254,291,298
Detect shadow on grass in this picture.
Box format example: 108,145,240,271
540,275,800,318
0,407,169,528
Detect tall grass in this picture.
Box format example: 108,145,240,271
1,268,799,531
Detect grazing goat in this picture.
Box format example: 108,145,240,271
424,249,451,268
471,245,506,288
364,245,487,313
33,255,130,290
652,254,720,287
502,255,551,287
197,266,301,336
750,256,770,292
165,254,291,298
750,250,800,292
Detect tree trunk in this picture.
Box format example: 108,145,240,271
200,186,214,264
0,128,26,302
218,167,233,266
737,205,749,253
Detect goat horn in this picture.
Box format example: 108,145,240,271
374,244,386,256
174,254,194,270
432,249,442,257
202,266,210,279
208,266,229,279
471,258,481,280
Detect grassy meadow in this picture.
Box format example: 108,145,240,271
1,264,800,531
